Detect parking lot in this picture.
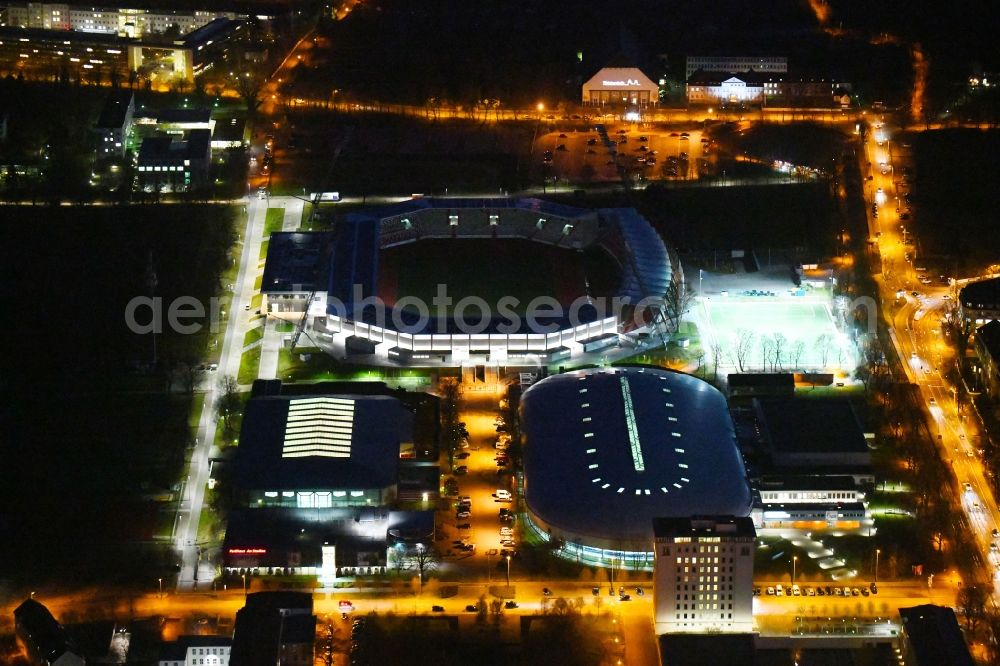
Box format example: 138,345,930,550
439,388,517,579
534,125,710,183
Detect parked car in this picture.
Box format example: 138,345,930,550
432,605,445,612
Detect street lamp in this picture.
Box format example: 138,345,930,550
791,556,798,583
242,573,247,600
699,269,704,295
504,554,511,590
875,548,881,585
158,578,162,599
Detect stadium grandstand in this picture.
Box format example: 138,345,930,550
262,197,677,366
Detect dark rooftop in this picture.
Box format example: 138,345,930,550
975,319,1000,358
522,367,752,543
95,90,134,130
134,107,212,124
756,475,859,491
899,605,973,666
179,17,244,47
756,398,868,455
159,635,231,662
234,392,410,492
960,277,1000,309
14,599,75,663
653,515,757,539
223,508,434,568
658,633,756,666
261,231,334,293
137,129,210,162
213,116,247,142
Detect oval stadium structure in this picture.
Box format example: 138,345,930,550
261,197,675,366
520,366,752,568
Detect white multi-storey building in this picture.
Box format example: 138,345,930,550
653,516,756,634
2,2,239,38
158,636,231,666
685,55,787,80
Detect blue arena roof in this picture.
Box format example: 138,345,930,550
262,198,672,334
521,367,752,543
235,393,410,491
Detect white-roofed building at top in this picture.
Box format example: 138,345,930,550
582,66,660,107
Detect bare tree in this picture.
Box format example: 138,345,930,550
772,333,787,371
709,341,725,379
407,544,439,588
661,274,695,335
734,329,754,373
959,584,988,633
790,340,806,370
815,333,832,368
760,335,774,371
217,375,241,438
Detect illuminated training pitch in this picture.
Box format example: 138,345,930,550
699,297,853,370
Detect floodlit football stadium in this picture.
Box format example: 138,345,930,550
520,366,753,569
261,197,675,366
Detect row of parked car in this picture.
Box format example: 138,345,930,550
760,583,878,597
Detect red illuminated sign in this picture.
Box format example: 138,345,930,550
228,548,267,555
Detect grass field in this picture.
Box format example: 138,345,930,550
700,298,851,370
378,239,618,315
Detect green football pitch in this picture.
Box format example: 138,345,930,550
700,298,850,369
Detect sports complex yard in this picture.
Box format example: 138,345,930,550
698,295,852,371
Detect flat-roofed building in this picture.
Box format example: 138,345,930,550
960,277,1000,331
94,89,133,158
974,319,1000,399
685,55,787,80
755,397,872,469
158,635,231,666
653,516,756,634
898,605,973,666
136,128,210,191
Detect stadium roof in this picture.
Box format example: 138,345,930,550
351,196,594,223
235,393,410,491
521,367,752,543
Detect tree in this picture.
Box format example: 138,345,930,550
760,335,774,371
772,333,787,371
217,375,241,439
709,341,725,379
790,340,806,370
958,584,988,633
231,62,268,117
734,329,754,373
815,333,832,368
407,544,439,588
659,273,695,338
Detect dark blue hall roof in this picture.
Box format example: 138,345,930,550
521,367,751,543
235,393,410,491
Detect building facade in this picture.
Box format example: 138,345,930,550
581,66,659,107
94,89,133,158
158,636,231,666
685,55,787,80
959,277,1000,331
653,516,756,634
2,2,240,39
137,128,210,191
